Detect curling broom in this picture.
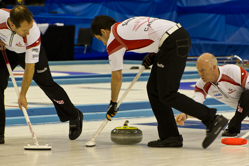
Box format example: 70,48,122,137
1,46,52,150
85,66,145,147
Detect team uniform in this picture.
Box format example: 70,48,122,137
0,9,80,135
107,17,175,71
106,16,217,140
194,64,249,133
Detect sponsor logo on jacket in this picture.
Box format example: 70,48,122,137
16,42,23,47
157,63,164,68
228,88,236,94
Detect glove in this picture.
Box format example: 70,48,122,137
142,53,156,69
106,100,119,121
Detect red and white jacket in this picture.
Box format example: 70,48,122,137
0,8,41,63
107,16,177,71
193,64,249,109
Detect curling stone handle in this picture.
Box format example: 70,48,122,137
123,120,129,126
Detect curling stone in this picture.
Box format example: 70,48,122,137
111,120,142,145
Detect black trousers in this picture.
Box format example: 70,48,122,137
228,90,249,133
0,46,78,134
147,28,216,139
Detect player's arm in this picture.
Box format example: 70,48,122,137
111,70,123,102
106,43,125,120
175,83,206,126
106,70,122,121
18,63,35,110
18,23,41,110
106,52,124,121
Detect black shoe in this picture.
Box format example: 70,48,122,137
221,129,238,137
202,115,228,149
147,135,183,147
69,109,83,140
0,134,4,144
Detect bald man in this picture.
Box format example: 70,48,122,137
91,16,229,149
176,53,249,137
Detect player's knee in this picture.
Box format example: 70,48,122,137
158,92,174,105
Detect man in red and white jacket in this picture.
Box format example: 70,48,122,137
176,53,249,136
0,5,83,144
91,15,228,149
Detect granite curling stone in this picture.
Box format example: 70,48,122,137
111,120,143,145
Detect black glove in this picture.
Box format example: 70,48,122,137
106,100,119,121
142,53,156,69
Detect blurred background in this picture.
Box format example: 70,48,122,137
2,0,249,62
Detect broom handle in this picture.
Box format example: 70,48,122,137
1,46,39,146
89,66,145,143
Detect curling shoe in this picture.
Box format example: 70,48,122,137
202,115,228,149
221,129,238,137
147,135,183,147
69,109,83,140
0,134,4,144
